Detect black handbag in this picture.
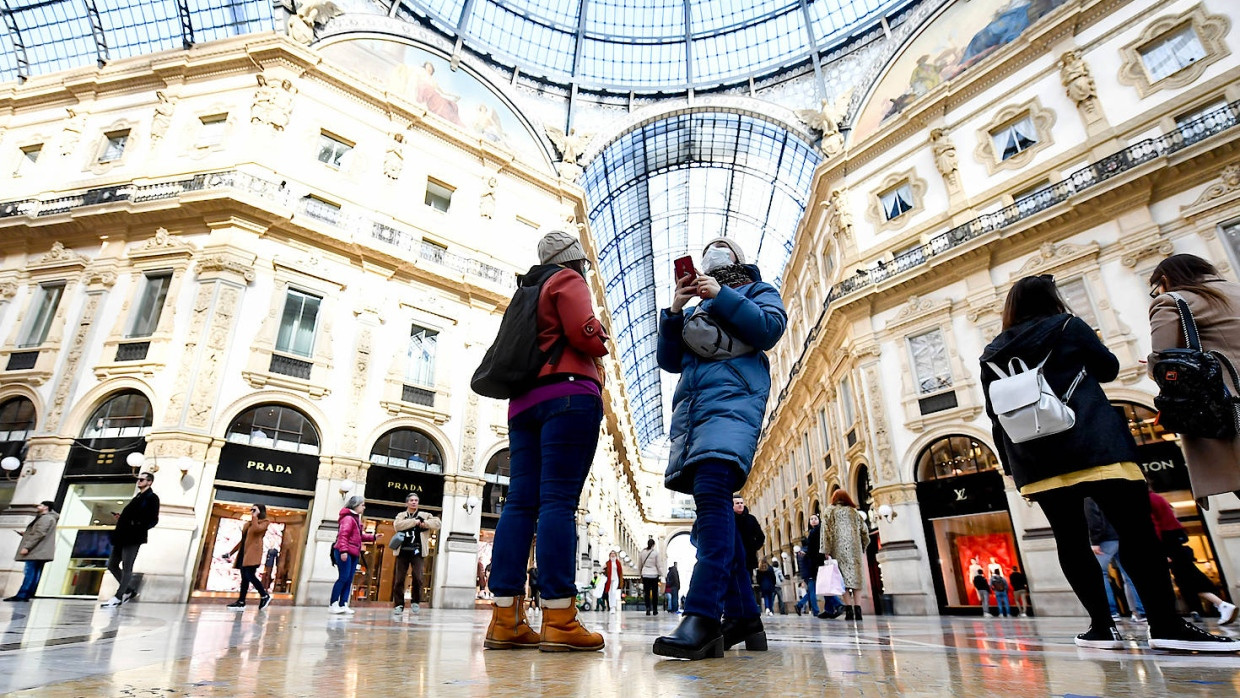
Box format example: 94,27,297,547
1151,292,1240,439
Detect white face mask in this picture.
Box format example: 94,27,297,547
701,246,735,273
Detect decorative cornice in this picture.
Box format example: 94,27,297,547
1183,163,1240,211
28,241,88,273
197,252,256,282
1011,241,1100,279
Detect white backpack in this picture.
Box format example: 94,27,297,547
986,349,1086,444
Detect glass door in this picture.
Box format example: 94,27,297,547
192,499,307,600
45,482,135,597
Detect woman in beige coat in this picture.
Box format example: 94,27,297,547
1148,254,1240,507
820,489,870,621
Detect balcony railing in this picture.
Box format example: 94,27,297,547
5,352,38,371
115,341,151,362
401,384,435,407
269,353,313,380
766,98,1240,433
0,170,511,287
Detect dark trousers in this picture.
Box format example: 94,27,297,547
683,460,762,620
667,588,679,613
642,577,659,613
238,565,266,600
330,550,358,605
106,543,141,598
392,554,424,606
1036,478,1180,635
489,395,602,601
16,561,45,599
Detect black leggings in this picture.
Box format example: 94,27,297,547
642,577,659,612
1036,478,1179,634
239,565,267,600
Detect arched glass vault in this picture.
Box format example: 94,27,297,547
582,110,820,446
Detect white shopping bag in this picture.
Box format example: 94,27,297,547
816,559,846,597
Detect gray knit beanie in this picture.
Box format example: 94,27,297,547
538,230,589,265
702,237,746,265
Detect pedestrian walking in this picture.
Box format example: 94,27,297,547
391,493,441,614
223,503,272,610
666,562,681,614
652,237,786,661
330,495,376,614
990,570,1011,617
5,501,57,602
101,472,159,608
796,514,823,617
639,538,662,616
603,551,623,614
757,558,777,617
1150,488,1236,624
1010,566,1029,617
1085,497,1145,621
820,490,870,621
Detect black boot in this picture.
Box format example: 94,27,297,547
721,616,768,651
652,614,724,661
818,606,844,619
853,605,863,621
843,605,854,621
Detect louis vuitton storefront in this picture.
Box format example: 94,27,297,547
191,405,319,602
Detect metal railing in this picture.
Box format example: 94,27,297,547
401,384,435,407
0,170,512,287
4,352,38,371
115,341,150,362
766,98,1240,431
269,353,313,380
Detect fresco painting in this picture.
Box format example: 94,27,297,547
319,38,542,160
853,0,1070,141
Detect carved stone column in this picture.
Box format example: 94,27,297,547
434,474,485,609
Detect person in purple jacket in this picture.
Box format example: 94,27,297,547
329,496,377,614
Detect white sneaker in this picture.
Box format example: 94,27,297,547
341,605,355,615
100,597,122,608
765,609,773,617
1218,601,1237,626
328,603,345,614
393,606,403,614
411,603,420,613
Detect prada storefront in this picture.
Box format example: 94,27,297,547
192,405,319,601
357,428,445,606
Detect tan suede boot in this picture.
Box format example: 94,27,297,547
539,605,604,652
484,596,540,650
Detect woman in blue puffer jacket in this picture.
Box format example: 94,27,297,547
652,237,786,661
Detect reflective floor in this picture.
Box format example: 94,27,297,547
2,601,1239,696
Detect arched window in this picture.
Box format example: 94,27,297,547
916,435,1000,481
370,428,443,473
80,391,152,440
226,404,319,455
483,449,510,515
0,397,35,443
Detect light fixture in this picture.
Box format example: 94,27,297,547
876,503,897,523
463,494,480,514
126,451,156,476
339,478,355,495
793,545,801,553
1,456,21,481
584,513,594,525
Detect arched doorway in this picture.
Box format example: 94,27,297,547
49,390,153,597
666,531,696,611
0,397,35,511
914,434,1020,615
193,404,320,602
477,448,509,601
361,427,447,606
1117,401,1229,609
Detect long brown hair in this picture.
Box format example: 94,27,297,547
830,489,857,508
1149,254,1229,307
1002,275,1069,331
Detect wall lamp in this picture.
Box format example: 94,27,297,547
1,456,22,480
462,494,480,514
876,503,897,523
339,478,355,495
126,451,157,476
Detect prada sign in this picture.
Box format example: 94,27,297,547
217,443,319,493
366,464,444,508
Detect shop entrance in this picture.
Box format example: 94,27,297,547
192,490,310,600
915,435,1022,615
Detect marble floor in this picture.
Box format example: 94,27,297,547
1,601,1238,697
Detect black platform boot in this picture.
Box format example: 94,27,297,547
721,616,768,651
652,614,725,661
853,606,863,622
843,605,855,621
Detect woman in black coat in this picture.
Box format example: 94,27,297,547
980,275,1233,653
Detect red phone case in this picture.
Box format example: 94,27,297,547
674,256,695,279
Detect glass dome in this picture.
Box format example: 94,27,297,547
407,0,904,92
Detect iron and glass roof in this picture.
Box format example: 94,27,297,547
0,0,274,83
583,111,819,446
405,0,901,92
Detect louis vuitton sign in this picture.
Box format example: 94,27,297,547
366,464,444,508
217,443,319,493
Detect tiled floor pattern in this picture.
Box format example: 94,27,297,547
1,601,1238,696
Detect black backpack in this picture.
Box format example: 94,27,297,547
1151,292,1240,439
471,264,566,399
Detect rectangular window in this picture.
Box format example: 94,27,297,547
908,329,953,394
198,115,228,147
98,130,130,163
991,116,1038,161
16,144,41,175
275,289,322,358
879,183,914,220
317,132,353,169
127,271,173,338
20,282,65,348
406,325,439,387
425,179,454,212
1058,278,1100,330
1140,25,1207,81
840,376,855,427
818,407,830,452
1222,220,1240,271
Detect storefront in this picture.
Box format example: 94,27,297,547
46,390,152,597
191,405,319,602
915,435,1021,615
0,397,36,512
355,428,445,607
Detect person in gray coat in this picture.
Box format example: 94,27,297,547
6,501,58,602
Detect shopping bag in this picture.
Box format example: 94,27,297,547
816,559,845,597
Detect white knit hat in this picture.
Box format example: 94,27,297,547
538,230,589,265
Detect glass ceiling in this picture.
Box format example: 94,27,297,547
583,111,819,446
406,0,901,91
0,0,273,83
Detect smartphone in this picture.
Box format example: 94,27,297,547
674,255,696,280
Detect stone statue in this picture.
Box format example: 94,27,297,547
251,75,297,131
479,176,497,219
929,128,958,178
1058,50,1097,108
827,188,854,241
150,91,177,143
546,126,591,180
384,131,405,180
796,90,852,157
287,0,343,45
60,108,85,157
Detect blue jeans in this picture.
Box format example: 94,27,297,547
979,590,990,615
330,550,358,605
1095,539,1145,616
16,561,44,599
797,578,821,615
683,460,762,620
761,591,775,612
667,589,679,613
995,590,1011,616
489,395,602,601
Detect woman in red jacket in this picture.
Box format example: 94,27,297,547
486,231,609,653
1150,489,1236,624
330,496,375,614
603,550,624,614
